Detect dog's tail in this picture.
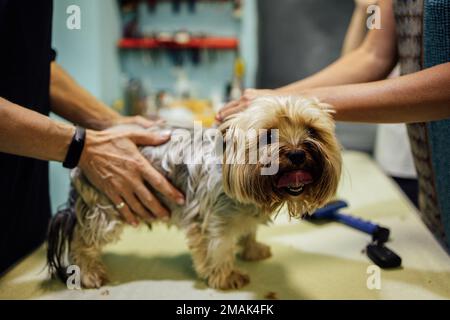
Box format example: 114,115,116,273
47,187,78,282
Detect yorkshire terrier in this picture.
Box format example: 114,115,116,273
47,96,342,290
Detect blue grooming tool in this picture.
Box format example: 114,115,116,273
311,200,390,243
307,200,402,268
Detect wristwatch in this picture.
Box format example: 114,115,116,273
63,126,86,169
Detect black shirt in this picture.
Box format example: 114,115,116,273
0,0,55,274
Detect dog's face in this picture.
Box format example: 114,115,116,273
221,96,342,217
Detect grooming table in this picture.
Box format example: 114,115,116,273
1,151,449,300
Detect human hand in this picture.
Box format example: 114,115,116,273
78,129,185,226
112,115,156,128
215,89,276,122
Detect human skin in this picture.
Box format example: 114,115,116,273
342,0,379,55
0,63,185,226
216,0,450,124
50,62,154,130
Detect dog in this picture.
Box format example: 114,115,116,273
47,96,342,290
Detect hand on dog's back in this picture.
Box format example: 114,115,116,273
78,128,185,226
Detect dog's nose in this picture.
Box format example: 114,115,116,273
287,151,306,165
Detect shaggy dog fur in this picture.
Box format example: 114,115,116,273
47,96,342,290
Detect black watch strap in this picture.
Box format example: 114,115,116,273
63,127,86,169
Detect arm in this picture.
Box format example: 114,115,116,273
279,0,397,92
217,0,398,121
302,62,450,123
0,98,184,224
50,62,152,130
0,97,74,162
341,0,379,55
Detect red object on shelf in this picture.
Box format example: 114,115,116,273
118,37,239,49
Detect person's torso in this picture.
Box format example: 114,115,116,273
393,0,450,248
0,0,54,274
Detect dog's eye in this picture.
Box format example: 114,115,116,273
307,127,318,138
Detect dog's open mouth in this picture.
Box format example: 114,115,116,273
276,170,314,196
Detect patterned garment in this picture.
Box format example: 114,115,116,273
393,0,449,247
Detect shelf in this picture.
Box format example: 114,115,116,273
118,37,239,50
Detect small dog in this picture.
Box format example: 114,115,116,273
47,96,342,290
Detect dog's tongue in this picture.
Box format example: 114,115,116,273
277,170,313,188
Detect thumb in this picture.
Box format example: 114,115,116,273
128,130,172,146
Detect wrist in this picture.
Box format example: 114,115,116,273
99,102,123,128
294,88,329,105
63,126,87,169
109,114,125,126
276,87,292,94
96,112,123,130
80,101,122,130
78,129,100,170
51,122,76,162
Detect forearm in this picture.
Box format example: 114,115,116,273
278,0,396,93
341,4,369,55
0,97,75,162
278,46,395,93
299,63,450,123
50,62,121,130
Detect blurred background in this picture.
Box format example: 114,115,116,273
50,0,383,210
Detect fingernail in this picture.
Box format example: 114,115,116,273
176,197,185,205
132,221,139,227
159,130,172,139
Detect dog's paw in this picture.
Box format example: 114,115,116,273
208,270,250,290
241,242,272,261
81,267,108,289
